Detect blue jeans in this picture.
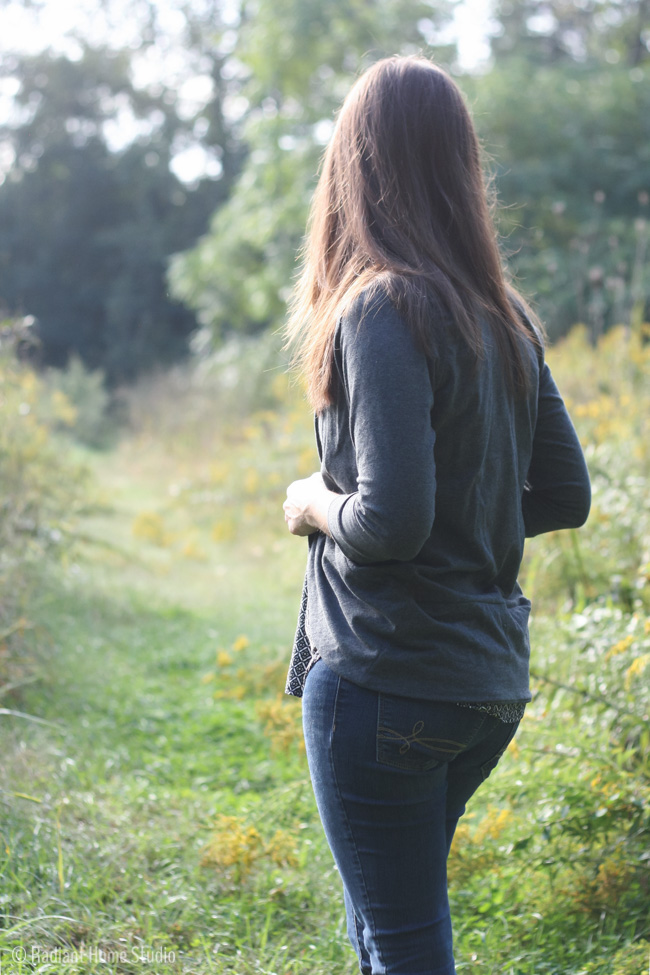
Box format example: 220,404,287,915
302,658,521,975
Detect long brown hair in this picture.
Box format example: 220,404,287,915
284,55,542,412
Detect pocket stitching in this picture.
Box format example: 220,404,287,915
377,723,467,757
376,695,487,772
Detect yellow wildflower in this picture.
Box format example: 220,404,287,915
131,511,169,546
624,653,650,690
212,519,236,543
181,537,207,561
244,468,260,494
257,696,303,754
51,389,78,426
201,816,262,878
265,829,299,868
474,806,513,843
209,461,231,484
605,635,634,660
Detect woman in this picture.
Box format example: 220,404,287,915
282,56,590,975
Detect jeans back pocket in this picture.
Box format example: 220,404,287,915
376,693,486,772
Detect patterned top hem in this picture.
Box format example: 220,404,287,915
285,583,526,724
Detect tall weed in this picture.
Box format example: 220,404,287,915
0,319,87,694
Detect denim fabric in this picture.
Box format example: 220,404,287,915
302,658,521,975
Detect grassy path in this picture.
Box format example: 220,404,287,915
2,435,649,975
1,446,357,974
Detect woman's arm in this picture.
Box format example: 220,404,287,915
320,294,436,563
522,362,591,537
283,294,436,561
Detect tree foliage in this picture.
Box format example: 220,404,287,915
171,0,650,343
0,37,239,382
467,58,650,339
0,0,648,371
489,0,650,67
168,0,456,338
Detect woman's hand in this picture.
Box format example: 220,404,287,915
283,472,335,537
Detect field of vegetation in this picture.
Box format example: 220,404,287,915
1,320,649,975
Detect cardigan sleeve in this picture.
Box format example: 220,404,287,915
522,361,591,537
326,294,436,564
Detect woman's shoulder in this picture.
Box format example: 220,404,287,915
339,279,396,328
338,276,450,348
337,286,420,373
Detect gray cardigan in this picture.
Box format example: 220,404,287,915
289,289,591,704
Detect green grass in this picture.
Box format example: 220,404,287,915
0,442,330,974
1,331,650,974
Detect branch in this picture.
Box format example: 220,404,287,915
0,708,62,728
530,670,630,716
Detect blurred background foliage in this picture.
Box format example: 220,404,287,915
1,3,649,970
0,0,647,384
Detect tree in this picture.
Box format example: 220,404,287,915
488,0,650,67
465,0,650,338
171,0,650,344
0,25,244,381
168,0,457,339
